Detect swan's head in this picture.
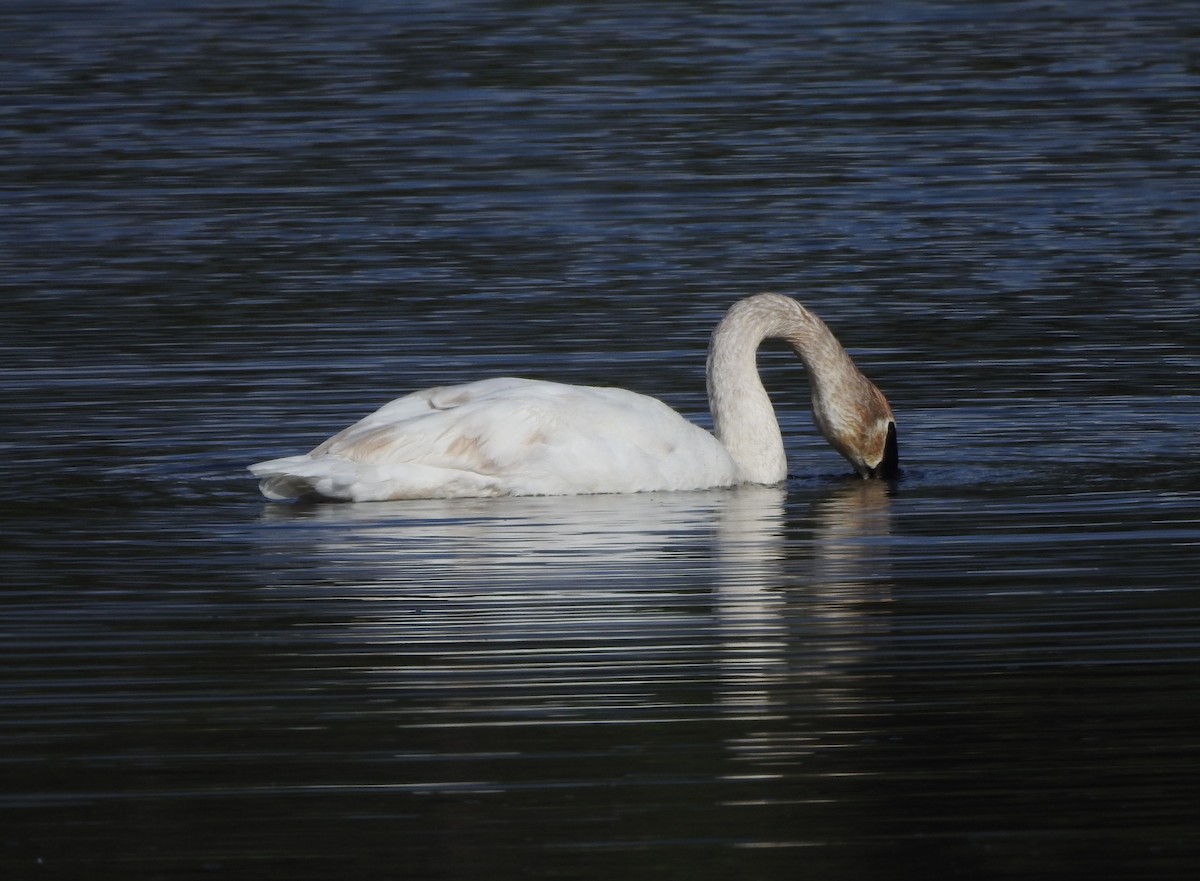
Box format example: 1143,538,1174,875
813,388,900,480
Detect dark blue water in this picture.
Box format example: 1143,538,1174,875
2,2,1199,879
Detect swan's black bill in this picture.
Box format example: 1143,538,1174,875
866,421,900,479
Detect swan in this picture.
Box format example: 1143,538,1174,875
249,293,898,501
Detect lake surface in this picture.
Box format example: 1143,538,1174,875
2,1,1199,878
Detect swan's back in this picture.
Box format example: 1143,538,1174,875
250,377,737,501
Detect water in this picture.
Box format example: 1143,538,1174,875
2,1,1199,878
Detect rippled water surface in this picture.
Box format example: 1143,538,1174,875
3,2,1199,879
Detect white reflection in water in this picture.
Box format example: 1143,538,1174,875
710,487,788,714
259,481,893,749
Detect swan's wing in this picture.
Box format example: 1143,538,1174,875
250,377,737,500
308,377,543,468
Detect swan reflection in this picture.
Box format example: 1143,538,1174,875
259,480,893,747
715,480,895,772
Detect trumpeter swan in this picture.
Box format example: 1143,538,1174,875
249,293,898,501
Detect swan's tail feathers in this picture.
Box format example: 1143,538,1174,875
256,473,322,501
248,455,351,501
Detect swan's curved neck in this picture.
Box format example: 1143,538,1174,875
706,294,891,482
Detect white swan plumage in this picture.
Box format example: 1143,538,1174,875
249,294,898,501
